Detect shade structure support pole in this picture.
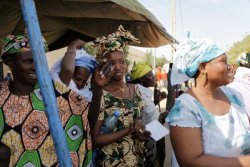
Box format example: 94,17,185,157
19,0,72,166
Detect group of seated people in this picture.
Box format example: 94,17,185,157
0,25,250,167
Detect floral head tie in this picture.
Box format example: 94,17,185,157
1,34,48,57
88,25,140,61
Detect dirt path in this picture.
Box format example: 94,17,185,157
159,88,173,167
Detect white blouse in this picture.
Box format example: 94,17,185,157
137,84,160,124
166,86,250,167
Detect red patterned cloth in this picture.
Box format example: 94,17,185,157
0,81,92,167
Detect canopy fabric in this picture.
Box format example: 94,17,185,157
0,0,177,51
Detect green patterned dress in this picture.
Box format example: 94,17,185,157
0,81,92,167
98,85,146,167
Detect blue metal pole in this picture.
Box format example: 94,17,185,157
20,0,72,166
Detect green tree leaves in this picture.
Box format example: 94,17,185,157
227,34,250,64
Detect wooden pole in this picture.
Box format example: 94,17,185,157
20,0,72,166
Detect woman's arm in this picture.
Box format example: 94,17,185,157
91,120,131,147
92,119,149,147
88,62,113,129
170,126,250,167
166,68,176,111
88,84,103,129
59,39,84,86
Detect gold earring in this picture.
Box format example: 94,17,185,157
201,72,207,86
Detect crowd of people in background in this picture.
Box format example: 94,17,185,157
0,25,250,167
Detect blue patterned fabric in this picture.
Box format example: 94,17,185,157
171,38,225,85
166,86,250,166
75,49,97,74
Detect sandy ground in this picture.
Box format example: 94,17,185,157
164,128,172,167
151,86,173,167
160,97,173,167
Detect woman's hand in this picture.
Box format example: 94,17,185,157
131,120,151,141
159,111,169,124
159,92,167,101
154,90,167,105
92,62,113,87
226,64,238,84
89,62,113,129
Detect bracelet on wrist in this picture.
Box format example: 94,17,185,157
65,49,76,55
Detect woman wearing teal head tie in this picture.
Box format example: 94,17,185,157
166,38,250,167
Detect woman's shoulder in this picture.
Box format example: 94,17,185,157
176,93,197,105
133,83,145,98
136,84,153,98
127,83,136,89
169,93,201,115
220,86,245,108
125,83,141,97
172,94,198,115
166,93,202,128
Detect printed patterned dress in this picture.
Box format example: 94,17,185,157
98,85,145,167
0,81,92,167
166,86,250,167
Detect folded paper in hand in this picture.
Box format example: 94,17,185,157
145,120,169,141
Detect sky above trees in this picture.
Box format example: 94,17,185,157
137,0,250,60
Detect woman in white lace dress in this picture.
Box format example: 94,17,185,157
166,38,250,167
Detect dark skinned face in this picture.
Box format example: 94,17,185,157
9,51,37,85
73,67,90,89
205,54,231,86
140,71,155,87
106,51,127,81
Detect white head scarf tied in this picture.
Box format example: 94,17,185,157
50,49,95,102
171,38,225,85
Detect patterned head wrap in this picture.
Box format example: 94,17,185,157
171,38,225,85
237,52,250,67
130,62,152,81
1,34,48,57
88,25,140,61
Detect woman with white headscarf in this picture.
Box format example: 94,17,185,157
166,38,250,167
50,39,97,102
50,39,112,129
